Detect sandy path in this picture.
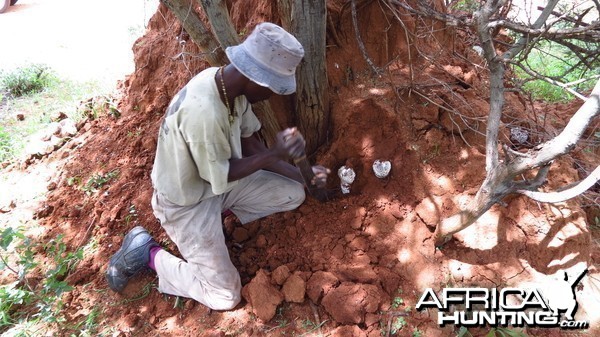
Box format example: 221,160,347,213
0,0,158,86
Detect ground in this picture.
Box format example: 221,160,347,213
1,1,600,336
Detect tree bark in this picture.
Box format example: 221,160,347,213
279,0,330,155
199,0,239,47
199,0,281,145
160,0,224,65
162,0,281,144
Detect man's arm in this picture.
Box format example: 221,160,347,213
227,130,304,184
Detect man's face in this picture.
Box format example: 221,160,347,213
244,81,273,103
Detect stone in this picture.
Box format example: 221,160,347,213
241,269,283,322
321,282,384,324
232,227,249,243
271,265,290,286
281,274,305,303
50,135,64,148
50,111,68,122
59,118,78,137
255,234,267,248
306,271,339,304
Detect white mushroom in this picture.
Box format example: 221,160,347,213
338,166,356,194
372,160,391,179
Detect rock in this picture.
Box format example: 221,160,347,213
339,265,378,283
348,236,369,251
241,269,283,322
47,122,62,138
331,244,344,259
306,271,339,304
24,138,54,157
50,111,68,122
375,267,401,296
255,234,267,248
232,227,249,243
271,265,290,286
282,274,305,303
321,282,384,324
184,300,195,310
50,135,64,148
365,313,380,327
59,118,78,137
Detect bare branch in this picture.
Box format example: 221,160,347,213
537,5,593,28
351,0,382,75
512,79,600,173
511,163,551,191
489,20,600,41
517,165,600,203
476,0,507,172
160,0,225,65
502,0,560,61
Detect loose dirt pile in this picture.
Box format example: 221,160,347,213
1,0,599,336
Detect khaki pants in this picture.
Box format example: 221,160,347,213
151,170,305,310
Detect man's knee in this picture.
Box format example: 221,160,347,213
202,287,241,311
289,183,306,208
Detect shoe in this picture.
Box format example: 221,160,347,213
106,226,159,293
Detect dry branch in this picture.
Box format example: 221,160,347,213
351,0,382,75
160,0,224,65
517,165,600,203
415,0,600,245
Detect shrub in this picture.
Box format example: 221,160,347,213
0,64,55,97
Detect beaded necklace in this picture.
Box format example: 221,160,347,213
219,66,235,125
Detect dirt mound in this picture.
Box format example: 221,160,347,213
3,0,597,336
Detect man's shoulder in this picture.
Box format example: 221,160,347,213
188,67,219,85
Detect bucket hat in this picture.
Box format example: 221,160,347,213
226,22,304,95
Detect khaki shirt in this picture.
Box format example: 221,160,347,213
151,67,262,206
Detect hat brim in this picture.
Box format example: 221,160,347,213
226,45,297,95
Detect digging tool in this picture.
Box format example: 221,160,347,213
285,129,329,202
293,153,329,202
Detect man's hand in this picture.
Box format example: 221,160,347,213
274,127,306,159
311,165,330,188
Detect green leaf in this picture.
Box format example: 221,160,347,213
0,227,16,250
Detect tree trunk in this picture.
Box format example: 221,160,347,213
279,0,330,155
160,0,225,65
162,0,281,144
434,164,514,245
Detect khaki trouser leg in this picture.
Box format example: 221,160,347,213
151,170,304,310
